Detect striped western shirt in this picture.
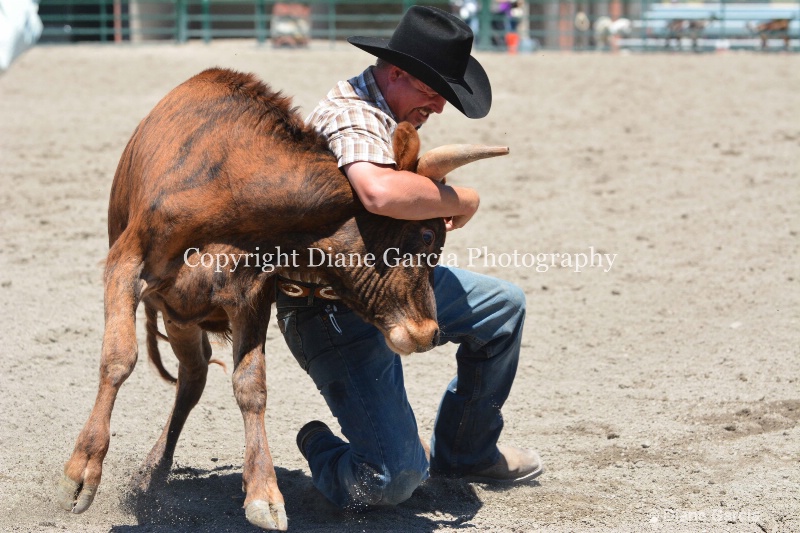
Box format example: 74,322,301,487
306,66,397,168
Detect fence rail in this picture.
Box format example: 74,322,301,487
36,0,800,51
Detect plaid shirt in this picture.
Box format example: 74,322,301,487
306,66,397,168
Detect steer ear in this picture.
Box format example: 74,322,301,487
417,144,510,183
392,122,421,172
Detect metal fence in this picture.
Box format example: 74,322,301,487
36,0,800,51
37,0,447,43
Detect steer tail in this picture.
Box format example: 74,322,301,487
145,304,177,384
145,304,229,382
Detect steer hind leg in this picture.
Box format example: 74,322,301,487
228,297,287,531
58,241,144,514
133,322,212,492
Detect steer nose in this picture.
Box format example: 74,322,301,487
386,320,440,355
416,324,439,352
431,328,440,347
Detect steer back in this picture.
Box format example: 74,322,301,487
108,68,444,353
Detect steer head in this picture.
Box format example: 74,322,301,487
314,122,509,355
311,213,444,356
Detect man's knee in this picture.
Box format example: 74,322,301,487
348,458,427,507
504,281,527,317
378,467,427,506
479,281,525,361
493,281,526,340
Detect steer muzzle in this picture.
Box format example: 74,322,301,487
385,319,440,356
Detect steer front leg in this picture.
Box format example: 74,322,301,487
228,299,287,531
58,243,144,514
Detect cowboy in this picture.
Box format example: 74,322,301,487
277,5,543,510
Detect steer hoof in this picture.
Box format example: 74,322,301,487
57,473,97,514
245,500,288,531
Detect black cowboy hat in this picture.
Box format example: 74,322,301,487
348,5,491,119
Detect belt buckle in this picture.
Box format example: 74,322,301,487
279,282,306,298
317,286,340,300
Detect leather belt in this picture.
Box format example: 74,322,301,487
278,279,340,300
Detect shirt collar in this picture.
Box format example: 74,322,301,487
348,66,396,121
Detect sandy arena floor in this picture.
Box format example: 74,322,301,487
1,41,798,532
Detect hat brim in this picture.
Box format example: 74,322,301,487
348,36,491,119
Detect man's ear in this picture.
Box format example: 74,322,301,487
387,66,405,83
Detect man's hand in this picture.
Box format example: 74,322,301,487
445,186,479,231
445,215,471,231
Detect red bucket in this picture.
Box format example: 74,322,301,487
505,32,519,54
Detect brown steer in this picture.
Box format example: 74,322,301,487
57,68,507,530
665,15,717,51
748,19,791,50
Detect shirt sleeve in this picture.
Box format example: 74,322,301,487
316,105,396,168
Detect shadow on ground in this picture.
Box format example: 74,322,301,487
112,465,484,532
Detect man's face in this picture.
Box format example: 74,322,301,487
384,68,447,128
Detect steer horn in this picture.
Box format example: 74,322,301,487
416,144,510,182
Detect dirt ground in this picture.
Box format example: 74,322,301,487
1,41,798,533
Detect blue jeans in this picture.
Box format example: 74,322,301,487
276,265,525,510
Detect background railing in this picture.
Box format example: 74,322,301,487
36,0,445,43
36,0,800,51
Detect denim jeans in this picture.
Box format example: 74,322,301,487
276,265,525,510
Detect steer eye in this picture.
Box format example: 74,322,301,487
422,229,435,246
